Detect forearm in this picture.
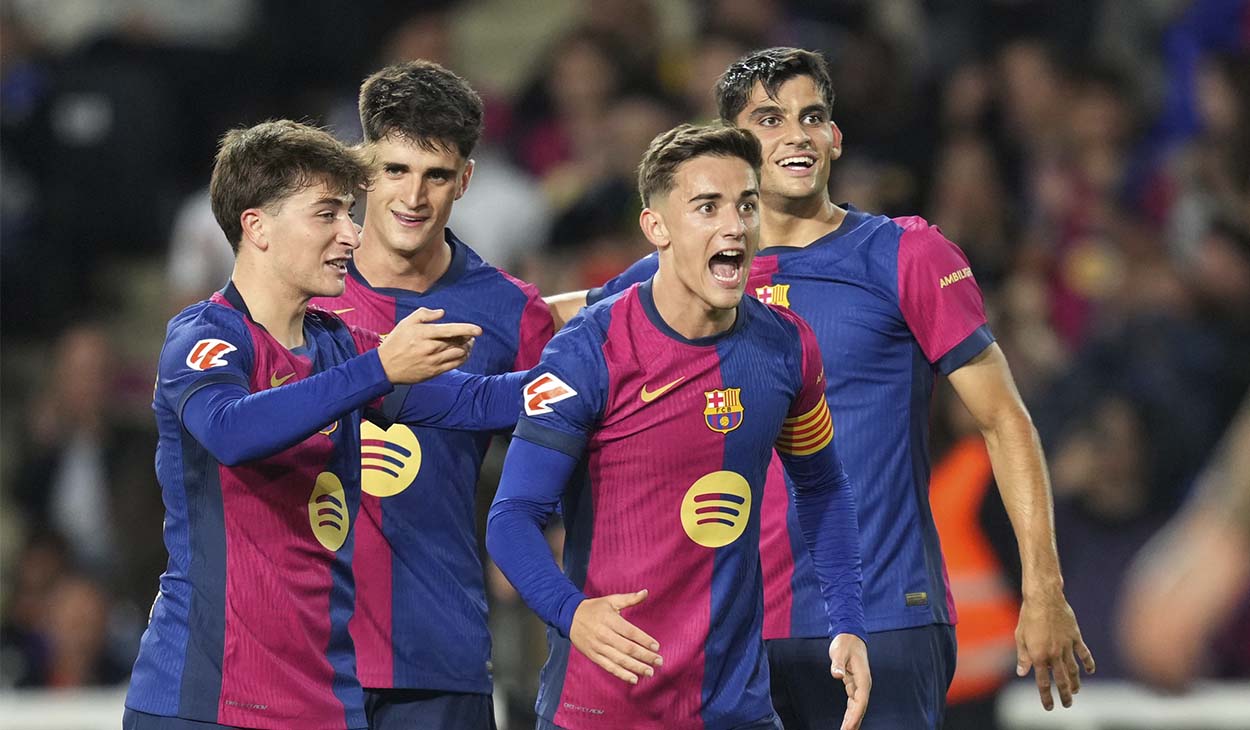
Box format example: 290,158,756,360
782,446,865,639
486,437,585,634
183,350,392,465
388,369,527,432
983,405,1064,597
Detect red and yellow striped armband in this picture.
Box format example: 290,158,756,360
776,397,834,456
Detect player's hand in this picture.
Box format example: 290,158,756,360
377,307,482,384
1015,591,1096,710
569,589,663,684
829,633,870,730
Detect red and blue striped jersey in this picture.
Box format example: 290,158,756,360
127,289,384,730
590,207,994,637
311,231,552,693
514,281,843,729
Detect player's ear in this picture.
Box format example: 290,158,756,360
830,122,843,161
456,159,475,200
639,207,670,251
239,208,269,252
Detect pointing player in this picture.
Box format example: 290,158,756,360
309,61,553,730
487,123,870,730
124,120,524,730
556,48,1095,728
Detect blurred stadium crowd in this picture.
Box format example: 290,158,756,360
2,0,1248,724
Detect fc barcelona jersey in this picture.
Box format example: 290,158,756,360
126,288,383,730
516,280,832,730
310,230,552,692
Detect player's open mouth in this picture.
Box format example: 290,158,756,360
777,155,816,176
392,210,428,228
708,248,745,288
326,256,350,275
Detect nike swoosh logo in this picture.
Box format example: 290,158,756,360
640,377,685,403
270,372,295,387
332,308,355,314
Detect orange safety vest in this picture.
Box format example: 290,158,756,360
930,435,1021,704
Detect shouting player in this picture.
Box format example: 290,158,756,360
488,123,869,730
124,120,523,730
309,61,553,730
553,47,1096,728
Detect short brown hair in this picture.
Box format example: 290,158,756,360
358,60,484,158
209,120,371,252
637,123,762,207
715,47,835,124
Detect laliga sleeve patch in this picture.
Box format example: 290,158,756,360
523,373,577,416
186,338,238,371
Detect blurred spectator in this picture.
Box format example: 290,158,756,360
165,187,233,312
1117,394,1250,691
0,534,70,688
11,324,161,587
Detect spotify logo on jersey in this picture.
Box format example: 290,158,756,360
360,421,422,497
309,472,350,551
680,471,752,548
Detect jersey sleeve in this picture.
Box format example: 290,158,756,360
894,217,995,374
157,304,255,417
511,314,609,458
773,308,834,457
585,252,658,305
502,272,556,370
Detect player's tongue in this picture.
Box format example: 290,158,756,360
708,251,741,286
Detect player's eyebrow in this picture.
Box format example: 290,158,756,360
688,191,725,204
740,188,760,201
746,104,785,121
424,166,458,178
310,194,353,209
799,104,829,117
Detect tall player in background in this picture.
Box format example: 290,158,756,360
310,61,553,730
125,120,526,730
488,124,869,730
551,48,1095,728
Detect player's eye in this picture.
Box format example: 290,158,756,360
739,201,756,213
803,113,826,125
758,116,781,127
383,164,404,176
698,202,716,214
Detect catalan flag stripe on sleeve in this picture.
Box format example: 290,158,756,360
776,397,834,456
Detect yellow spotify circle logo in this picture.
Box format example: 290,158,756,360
309,472,350,551
360,421,422,497
680,471,752,548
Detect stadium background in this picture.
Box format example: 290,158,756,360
1,0,1248,727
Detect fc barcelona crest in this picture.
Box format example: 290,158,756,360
754,284,790,308
704,388,744,433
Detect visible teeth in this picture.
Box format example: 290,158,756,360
720,250,742,258
779,156,814,167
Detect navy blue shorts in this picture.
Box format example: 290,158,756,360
364,688,495,730
766,624,956,730
123,708,230,730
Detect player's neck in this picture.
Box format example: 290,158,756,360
230,265,308,349
760,193,847,248
354,229,452,293
651,271,737,341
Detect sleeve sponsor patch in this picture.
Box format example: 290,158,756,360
186,338,238,371
523,373,577,416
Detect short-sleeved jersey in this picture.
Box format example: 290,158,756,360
590,207,994,636
518,280,831,730
126,287,384,730
310,230,553,693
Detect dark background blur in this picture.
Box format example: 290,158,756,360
2,0,1248,725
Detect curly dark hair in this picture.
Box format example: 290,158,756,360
358,60,484,158
715,47,835,124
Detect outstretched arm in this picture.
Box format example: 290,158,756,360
948,343,1095,711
